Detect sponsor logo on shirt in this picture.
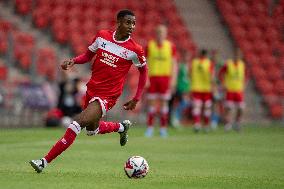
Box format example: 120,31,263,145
120,50,129,59
100,52,119,68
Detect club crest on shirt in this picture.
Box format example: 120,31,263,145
101,42,106,48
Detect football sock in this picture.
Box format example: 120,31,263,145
193,115,201,125
97,121,120,134
204,107,211,126
160,113,168,127
160,105,169,127
147,113,154,127
204,116,210,126
193,103,201,125
44,121,81,163
147,106,155,127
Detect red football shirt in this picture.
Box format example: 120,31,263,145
86,30,146,99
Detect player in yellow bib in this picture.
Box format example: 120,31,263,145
145,24,177,137
190,49,214,132
218,49,246,132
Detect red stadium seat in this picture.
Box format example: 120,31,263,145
33,9,50,29
251,67,266,80
247,27,262,41
0,31,7,54
235,1,249,16
15,0,32,15
274,80,284,96
269,104,283,119
0,60,8,80
255,78,274,95
231,26,246,42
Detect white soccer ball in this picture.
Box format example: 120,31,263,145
124,156,149,178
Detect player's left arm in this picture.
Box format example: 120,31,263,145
244,61,248,89
123,46,148,111
170,43,178,92
210,61,217,93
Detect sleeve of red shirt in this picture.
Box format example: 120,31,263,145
171,42,177,59
133,65,148,101
132,45,148,101
218,64,227,83
72,33,100,64
72,49,95,64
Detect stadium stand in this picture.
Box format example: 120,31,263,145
25,0,196,55
0,19,58,79
216,0,284,119
0,14,60,126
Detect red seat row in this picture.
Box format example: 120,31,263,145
18,0,195,57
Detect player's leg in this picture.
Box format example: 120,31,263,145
224,94,234,132
145,77,158,137
192,94,202,133
86,99,131,146
29,100,102,173
159,98,169,137
158,76,171,137
233,93,245,132
203,99,212,133
145,98,156,137
173,93,189,127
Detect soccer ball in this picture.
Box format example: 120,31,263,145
124,156,149,178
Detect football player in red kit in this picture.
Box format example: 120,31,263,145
30,10,148,173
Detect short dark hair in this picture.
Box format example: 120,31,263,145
200,49,208,56
117,9,135,20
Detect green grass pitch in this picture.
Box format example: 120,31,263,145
0,125,283,189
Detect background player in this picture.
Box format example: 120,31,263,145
29,9,148,173
218,48,246,132
171,49,191,127
190,49,215,132
145,24,177,137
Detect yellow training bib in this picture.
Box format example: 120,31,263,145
224,59,245,92
147,40,173,76
191,58,212,92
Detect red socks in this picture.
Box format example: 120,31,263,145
97,121,120,134
160,113,168,127
147,112,154,126
44,121,81,163
43,121,120,163
44,128,77,163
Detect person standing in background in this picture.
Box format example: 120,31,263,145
210,49,224,130
218,49,246,132
145,24,177,137
171,49,191,128
190,49,215,133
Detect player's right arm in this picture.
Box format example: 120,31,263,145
61,50,95,70
61,32,101,70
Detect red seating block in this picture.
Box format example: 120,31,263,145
269,104,283,119
0,60,8,80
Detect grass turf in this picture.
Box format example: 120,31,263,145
0,125,283,189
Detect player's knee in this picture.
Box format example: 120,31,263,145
86,120,99,131
73,114,92,129
193,106,201,116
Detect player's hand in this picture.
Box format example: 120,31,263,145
61,59,75,70
123,99,138,110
